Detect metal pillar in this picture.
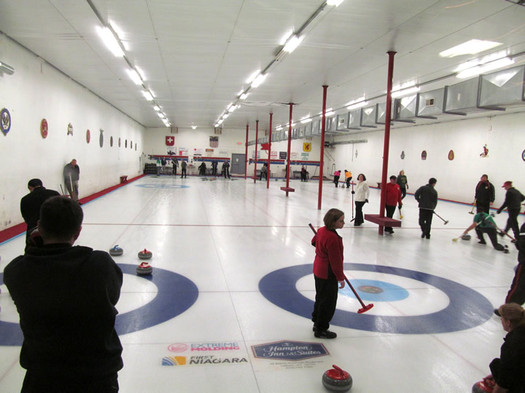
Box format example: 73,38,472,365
244,124,249,179
254,120,258,183
318,85,328,210
378,51,396,235
267,112,272,189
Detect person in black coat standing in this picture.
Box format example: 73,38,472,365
20,178,60,250
414,178,438,239
475,174,495,214
497,181,525,241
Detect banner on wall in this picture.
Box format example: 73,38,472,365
209,136,219,148
166,136,175,146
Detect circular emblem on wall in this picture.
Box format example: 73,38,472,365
67,122,73,136
421,150,427,160
125,139,128,148
110,136,113,147
119,137,121,147
40,118,48,139
99,129,104,148
401,151,405,159
1,108,12,135
86,129,91,144
522,149,525,161
448,150,454,160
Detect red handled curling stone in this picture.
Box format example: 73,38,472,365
472,375,495,393
136,261,153,276
322,364,352,392
109,245,123,256
138,248,152,260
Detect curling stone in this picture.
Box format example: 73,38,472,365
109,245,123,256
136,261,153,276
461,234,471,241
138,248,152,260
322,364,352,392
472,375,495,393
504,245,509,254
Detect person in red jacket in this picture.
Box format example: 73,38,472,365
384,175,402,234
311,208,346,339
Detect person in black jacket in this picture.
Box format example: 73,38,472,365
505,223,525,306
20,178,60,250
486,303,525,393
497,181,525,241
414,178,438,239
4,196,123,392
63,159,80,201
475,174,495,214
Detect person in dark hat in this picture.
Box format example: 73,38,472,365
497,181,525,241
482,303,525,393
20,178,60,250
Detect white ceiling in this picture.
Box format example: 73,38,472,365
1,0,524,132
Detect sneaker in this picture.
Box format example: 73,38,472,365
478,240,487,245
314,329,337,339
421,233,425,238
425,234,430,239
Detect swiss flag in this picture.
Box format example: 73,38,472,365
261,143,270,150
165,136,175,146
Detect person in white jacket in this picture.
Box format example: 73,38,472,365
353,173,369,226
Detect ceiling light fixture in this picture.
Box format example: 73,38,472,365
251,73,267,88
153,105,161,112
327,0,344,6
191,125,197,130
283,34,304,53
126,68,142,85
391,86,420,98
246,70,261,84
96,26,124,57
142,90,154,101
439,39,502,58
0,61,14,75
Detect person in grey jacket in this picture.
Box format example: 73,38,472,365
63,159,80,202
414,178,438,239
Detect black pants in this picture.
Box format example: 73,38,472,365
22,371,119,393
400,187,406,199
476,200,490,214
355,201,365,226
312,275,338,331
181,168,187,178
475,227,504,250
334,176,340,187
504,208,520,239
385,205,396,232
346,177,352,188
506,263,525,305
419,209,433,236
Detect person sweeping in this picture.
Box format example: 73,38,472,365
311,208,346,339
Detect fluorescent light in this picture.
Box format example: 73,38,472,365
251,73,267,88
456,57,514,79
142,90,154,101
454,50,507,72
301,118,312,124
327,0,344,6
126,69,142,85
96,26,124,57
391,86,420,98
325,110,336,117
280,30,294,45
346,101,368,110
239,92,249,100
276,125,283,131
157,112,165,119
0,61,14,75
223,113,230,119
153,105,161,112
439,39,502,58
283,34,303,53
246,70,260,84
191,125,197,130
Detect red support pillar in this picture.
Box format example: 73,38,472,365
280,103,295,196
267,113,273,189
244,124,249,179
378,51,396,235
318,85,328,210
254,120,259,183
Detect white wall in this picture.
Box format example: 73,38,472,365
0,35,145,231
330,111,525,206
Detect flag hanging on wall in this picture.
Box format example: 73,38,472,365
210,136,219,148
166,136,175,146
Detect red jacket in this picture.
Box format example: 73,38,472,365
311,226,345,281
385,182,402,207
